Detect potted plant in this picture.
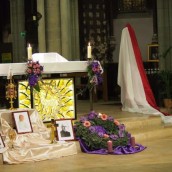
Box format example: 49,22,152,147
158,46,172,108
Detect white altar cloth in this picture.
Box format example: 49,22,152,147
0,61,88,77
32,52,68,63
0,109,77,164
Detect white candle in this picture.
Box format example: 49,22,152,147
87,42,92,59
27,44,32,60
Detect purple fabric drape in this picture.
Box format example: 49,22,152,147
78,139,146,155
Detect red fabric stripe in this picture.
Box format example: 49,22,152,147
126,24,159,110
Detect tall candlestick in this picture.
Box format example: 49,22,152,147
27,44,32,60
87,42,92,59
107,140,113,153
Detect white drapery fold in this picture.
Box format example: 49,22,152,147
0,109,77,164
117,24,172,124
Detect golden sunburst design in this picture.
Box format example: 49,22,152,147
18,78,76,121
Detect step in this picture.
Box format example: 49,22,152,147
118,116,163,132
134,126,172,142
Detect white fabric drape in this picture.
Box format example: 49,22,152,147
117,25,172,124
0,109,77,164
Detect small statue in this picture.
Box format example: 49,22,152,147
47,119,59,144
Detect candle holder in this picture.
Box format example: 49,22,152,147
8,128,17,149
6,75,17,110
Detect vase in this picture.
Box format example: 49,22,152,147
163,98,172,108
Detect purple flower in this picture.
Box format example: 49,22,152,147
118,130,124,138
110,134,118,140
97,132,104,137
88,111,97,120
107,116,114,121
80,116,88,122
119,124,125,131
118,124,125,138
28,74,38,86
89,126,106,136
89,126,96,133
97,74,103,84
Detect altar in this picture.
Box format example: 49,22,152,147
0,54,88,164
0,61,88,76
0,53,90,120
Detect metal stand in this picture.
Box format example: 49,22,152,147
89,89,93,111
30,86,34,108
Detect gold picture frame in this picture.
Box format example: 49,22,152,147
148,44,159,61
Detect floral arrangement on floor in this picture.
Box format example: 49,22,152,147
26,60,44,92
74,111,130,151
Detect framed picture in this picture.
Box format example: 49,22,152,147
148,44,159,61
12,111,33,134
55,120,75,141
0,134,5,149
18,78,76,122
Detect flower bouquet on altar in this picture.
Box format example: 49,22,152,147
87,60,103,91
74,111,146,155
26,60,44,92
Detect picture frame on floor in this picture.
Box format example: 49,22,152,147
0,134,5,149
12,111,33,134
55,119,75,141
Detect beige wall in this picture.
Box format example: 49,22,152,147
113,17,153,62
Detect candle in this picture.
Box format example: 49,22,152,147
87,42,92,59
130,137,135,147
107,140,113,153
27,44,32,60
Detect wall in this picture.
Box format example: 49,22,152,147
113,17,153,62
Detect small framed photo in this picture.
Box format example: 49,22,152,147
12,111,33,134
148,44,159,61
0,134,5,149
55,120,75,141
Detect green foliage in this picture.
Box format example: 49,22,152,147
74,112,130,151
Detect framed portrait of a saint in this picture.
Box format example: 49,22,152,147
12,111,33,134
55,120,75,141
148,44,159,61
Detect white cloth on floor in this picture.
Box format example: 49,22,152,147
0,109,77,164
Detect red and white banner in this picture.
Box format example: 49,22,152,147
118,24,172,123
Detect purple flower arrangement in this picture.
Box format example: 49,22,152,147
26,60,43,92
74,111,131,151
87,60,103,90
